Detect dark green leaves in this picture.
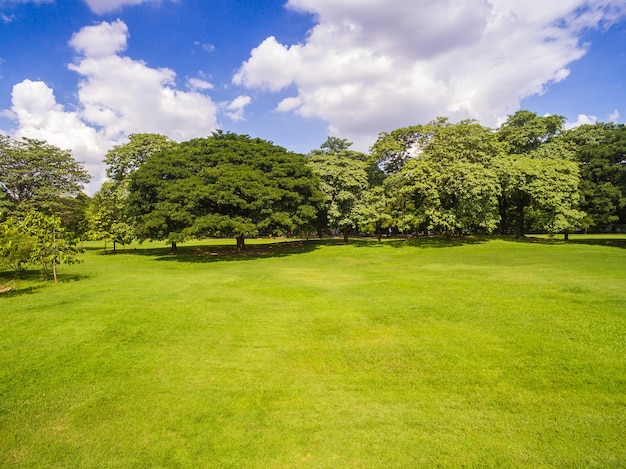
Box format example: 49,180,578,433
129,133,321,243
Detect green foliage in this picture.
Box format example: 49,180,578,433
523,157,585,233
497,110,565,154
55,193,91,240
129,132,322,248
0,216,33,277
0,137,90,218
370,123,435,174
564,123,626,231
319,136,353,154
90,181,135,250
354,186,393,240
386,119,504,236
20,211,82,283
496,111,584,235
104,133,175,183
97,134,174,248
308,145,370,241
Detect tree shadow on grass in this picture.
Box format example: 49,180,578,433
150,239,322,263
0,285,43,298
149,236,494,262
572,239,626,249
83,234,626,266
0,269,91,297
0,270,42,297
95,236,504,263
356,233,626,250
528,236,626,249
381,235,493,249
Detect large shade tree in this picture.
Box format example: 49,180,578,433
0,136,90,220
382,119,504,237
128,132,322,251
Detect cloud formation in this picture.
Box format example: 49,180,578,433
82,0,165,15
5,20,221,193
68,20,219,142
565,113,598,129
223,96,252,122
235,0,626,149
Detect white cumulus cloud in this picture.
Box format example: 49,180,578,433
9,79,112,193
68,19,129,58
82,0,171,15
223,95,252,122
565,113,598,129
4,20,221,194
187,77,214,91
235,0,626,150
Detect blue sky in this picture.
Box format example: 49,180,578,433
1,0,625,193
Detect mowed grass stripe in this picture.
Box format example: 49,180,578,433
1,237,625,467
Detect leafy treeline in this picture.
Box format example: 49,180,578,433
1,111,626,280
311,111,625,240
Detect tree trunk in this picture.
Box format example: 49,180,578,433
564,228,569,241
171,241,177,253
517,204,525,237
52,228,58,284
236,235,245,252
113,240,117,253
343,229,349,243
499,198,508,235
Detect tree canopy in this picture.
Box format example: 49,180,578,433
382,119,504,237
495,111,584,236
5,110,626,287
496,110,565,154
128,132,322,250
307,142,370,242
563,123,626,231
90,133,173,251
0,136,90,219
104,133,175,183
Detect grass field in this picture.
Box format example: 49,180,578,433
1,235,625,467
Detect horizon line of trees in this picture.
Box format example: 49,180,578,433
2,110,626,281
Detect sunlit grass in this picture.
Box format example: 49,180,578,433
1,236,625,467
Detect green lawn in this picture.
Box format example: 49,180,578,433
1,236,625,468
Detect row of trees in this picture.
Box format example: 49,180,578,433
310,112,625,241
1,111,626,280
